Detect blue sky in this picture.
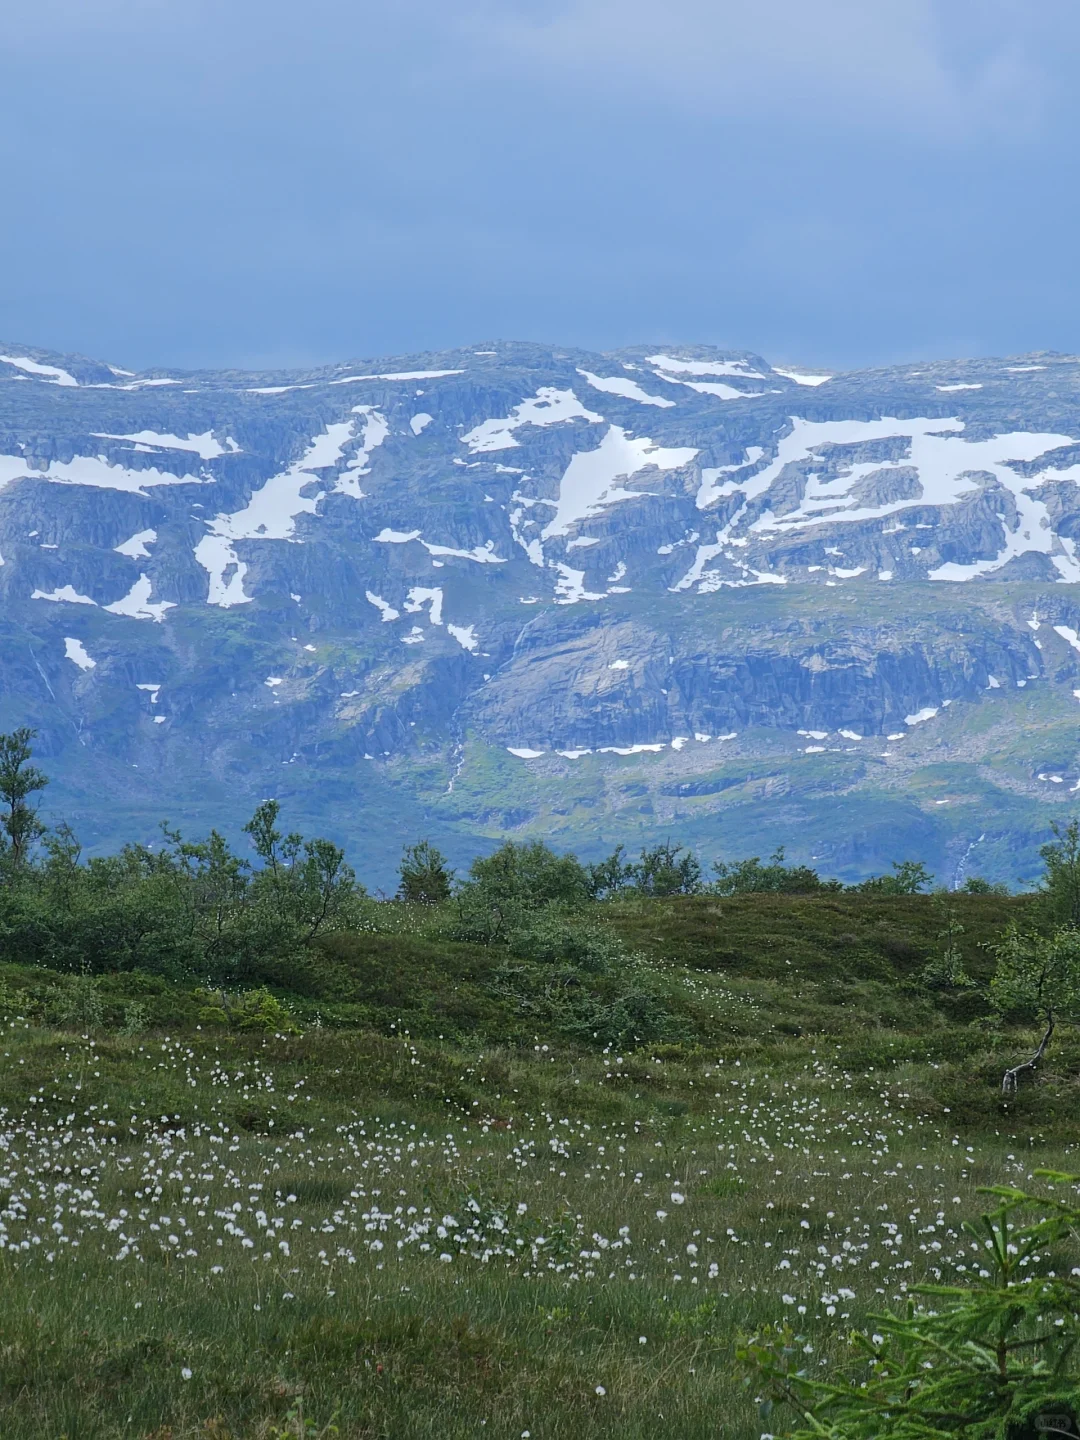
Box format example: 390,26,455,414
3,0,1079,371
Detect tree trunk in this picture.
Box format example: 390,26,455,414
1002,1012,1055,1096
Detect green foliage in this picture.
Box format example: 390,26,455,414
855,860,934,895
243,799,364,942
193,986,301,1034
0,727,48,868
507,912,625,973
584,843,636,899
453,840,591,941
713,846,841,896
920,949,974,990
0,742,366,988
266,1403,340,1439
45,974,106,1030
741,1179,1080,1439
397,840,454,905
920,898,975,990
991,926,1080,1094
469,839,591,910
990,927,1080,1025
1039,819,1080,928
585,841,706,898
632,841,703,896
0,975,28,1018
962,876,1010,895
120,1000,150,1035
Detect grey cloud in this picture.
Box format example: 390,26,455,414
456,0,1063,138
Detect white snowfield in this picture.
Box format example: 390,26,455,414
333,406,389,499
366,592,400,622
92,431,240,459
104,574,175,623
773,368,832,387
101,378,182,390
447,623,478,652
15,344,1080,663
114,529,157,559
576,369,675,408
374,529,506,564
647,354,765,379
404,586,444,626
0,453,204,495
0,355,80,386
657,374,766,401
32,584,96,605
333,369,464,384
695,448,766,509
542,426,698,539
196,421,358,605
552,564,605,604
63,637,96,670
679,415,1080,590
461,388,604,452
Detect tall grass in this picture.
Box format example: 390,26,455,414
2,1017,1077,1438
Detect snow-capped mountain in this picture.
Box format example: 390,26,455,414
4,338,1080,886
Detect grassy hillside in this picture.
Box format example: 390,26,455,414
4,890,1080,1437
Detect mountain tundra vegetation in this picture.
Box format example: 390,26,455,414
4,732,1080,1436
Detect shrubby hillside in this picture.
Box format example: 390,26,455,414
5,733,1080,1432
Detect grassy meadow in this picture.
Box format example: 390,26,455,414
4,889,1080,1438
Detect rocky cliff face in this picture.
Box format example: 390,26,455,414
3,339,1080,885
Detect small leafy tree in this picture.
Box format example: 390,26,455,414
244,799,362,943
741,1178,1080,1438
585,843,636,900
633,842,702,896
855,860,934,895
991,926,1080,1095
713,846,840,896
0,728,48,868
961,875,1009,895
1040,819,1080,929
397,840,453,904
47,975,105,1031
454,841,591,942
920,896,974,990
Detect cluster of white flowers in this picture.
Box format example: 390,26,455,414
0,1027,1073,1336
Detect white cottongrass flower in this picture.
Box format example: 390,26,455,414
181,1367,193,1381
595,1385,606,1397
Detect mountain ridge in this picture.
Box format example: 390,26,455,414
2,337,1080,887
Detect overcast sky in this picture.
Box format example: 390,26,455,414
3,0,1079,371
